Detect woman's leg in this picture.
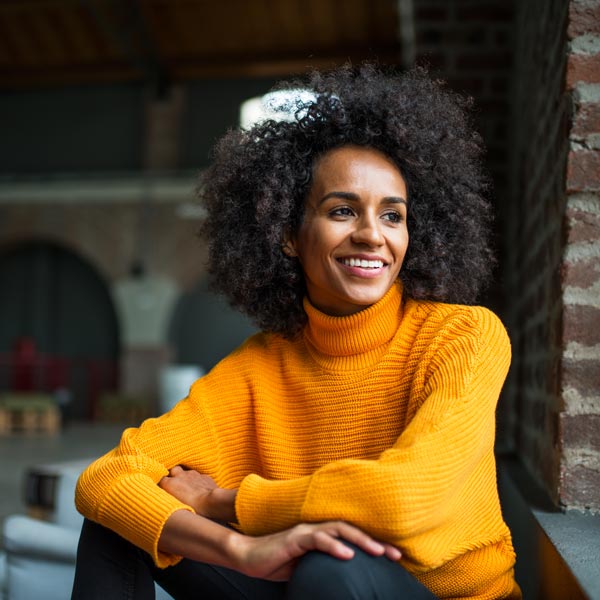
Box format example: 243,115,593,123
154,559,286,600
72,519,156,600
285,543,438,600
72,518,286,600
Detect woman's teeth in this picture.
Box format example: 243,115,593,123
341,258,384,268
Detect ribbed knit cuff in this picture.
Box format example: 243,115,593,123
98,474,194,568
236,474,311,536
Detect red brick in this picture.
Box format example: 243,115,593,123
561,413,600,451
568,0,600,37
537,441,562,498
563,304,600,346
566,149,600,191
562,356,600,395
572,102,600,138
567,53,600,88
566,205,600,243
560,464,600,508
562,257,600,288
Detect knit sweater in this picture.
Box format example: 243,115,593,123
75,282,520,599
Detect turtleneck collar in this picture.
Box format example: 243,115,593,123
302,281,403,367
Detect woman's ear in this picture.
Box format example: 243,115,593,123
281,233,298,257
281,240,297,257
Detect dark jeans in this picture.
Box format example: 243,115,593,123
72,518,438,600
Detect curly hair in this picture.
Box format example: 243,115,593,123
200,63,494,338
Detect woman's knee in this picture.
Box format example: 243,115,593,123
286,544,437,600
286,549,364,600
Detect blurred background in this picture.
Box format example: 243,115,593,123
0,1,599,598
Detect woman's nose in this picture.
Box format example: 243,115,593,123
351,215,384,246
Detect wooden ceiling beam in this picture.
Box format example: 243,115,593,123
81,0,169,94
0,0,403,88
172,52,403,80
0,46,404,90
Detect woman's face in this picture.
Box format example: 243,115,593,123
288,145,409,317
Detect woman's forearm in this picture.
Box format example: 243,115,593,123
159,509,402,582
158,509,244,570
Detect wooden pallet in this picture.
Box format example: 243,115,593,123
0,395,60,435
95,392,151,425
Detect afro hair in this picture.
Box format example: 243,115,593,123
200,63,494,338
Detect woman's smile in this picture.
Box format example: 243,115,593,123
288,145,409,316
336,254,389,277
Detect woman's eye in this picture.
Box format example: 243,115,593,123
329,206,354,218
382,211,403,223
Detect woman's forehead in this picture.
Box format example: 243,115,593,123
309,145,407,195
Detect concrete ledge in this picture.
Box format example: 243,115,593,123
498,455,600,600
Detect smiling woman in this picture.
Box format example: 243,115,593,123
72,64,521,600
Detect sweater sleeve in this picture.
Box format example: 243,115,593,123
75,387,216,567
235,308,511,570
75,344,258,568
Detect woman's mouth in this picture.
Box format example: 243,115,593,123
338,257,385,269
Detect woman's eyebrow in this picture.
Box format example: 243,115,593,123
382,196,408,206
319,191,359,204
318,191,407,205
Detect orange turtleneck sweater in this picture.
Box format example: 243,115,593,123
76,283,520,599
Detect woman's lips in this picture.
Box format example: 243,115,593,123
337,257,388,278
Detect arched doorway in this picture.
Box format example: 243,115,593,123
0,240,119,419
168,278,257,373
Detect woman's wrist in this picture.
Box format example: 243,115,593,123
160,509,247,571
208,487,238,522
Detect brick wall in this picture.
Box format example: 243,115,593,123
0,202,206,289
504,0,600,511
502,0,570,505
414,0,513,199
560,0,600,510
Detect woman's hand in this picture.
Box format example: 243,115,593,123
232,521,402,581
160,511,402,583
159,466,237,522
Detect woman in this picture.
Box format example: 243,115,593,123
73,64,520,599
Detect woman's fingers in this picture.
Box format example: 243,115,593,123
308,528,355,560
383,543,403,561
292,521,401,562
322,521,400,559
237,521,401,581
